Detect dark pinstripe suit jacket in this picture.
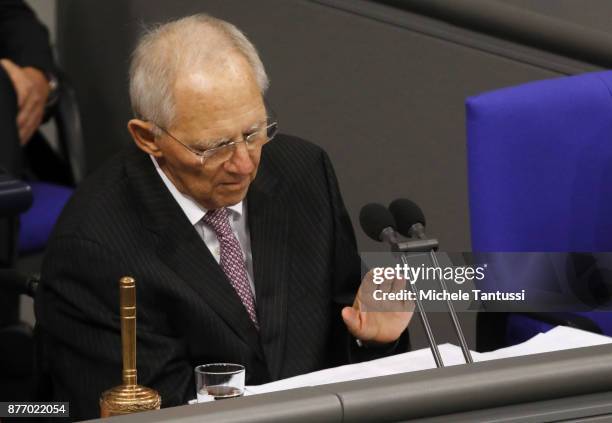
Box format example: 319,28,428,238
36,135,390,420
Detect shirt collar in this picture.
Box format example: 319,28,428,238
150,155,243,226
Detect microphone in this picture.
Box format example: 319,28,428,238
360,202,437,252
359,203,445,368
389,198,438,251
389,198,426,239
359,203,400,245
389,198,473,364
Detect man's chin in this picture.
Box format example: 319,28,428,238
214,185,249,207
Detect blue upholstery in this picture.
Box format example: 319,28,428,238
506,315,554,345
466,71,612,345
18,182,73,254
467,71,612,251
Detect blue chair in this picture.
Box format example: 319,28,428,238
466,71,612,350
18,182,73,253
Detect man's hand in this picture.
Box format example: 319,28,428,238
1,58,49,145
341,269,414,345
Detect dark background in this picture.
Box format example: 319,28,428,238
24,0,612,349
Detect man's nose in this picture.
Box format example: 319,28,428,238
226,142,255,174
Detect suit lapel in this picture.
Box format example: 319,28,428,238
125,147,263,360
247,159,290,380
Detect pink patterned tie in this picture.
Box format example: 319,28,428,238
203,208,258,328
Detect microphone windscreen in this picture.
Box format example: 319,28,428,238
389,198,426,237
359,203,396,242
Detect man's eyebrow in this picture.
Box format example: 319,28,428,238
190,118,266,149
191,137,228,150
246,119,265,131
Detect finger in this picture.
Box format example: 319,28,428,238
391,275,406,294
18,107,43,145
342,307,379,342
18,118,32,144
0,58,18,72
22,67,50,105
18,120,28,144
19,119,38,145
0,59,27,107
17,93,43,128
382,275,398,294
341,306,363,337
353,294,362,312
0,58,20,78
358,270,385,312
359,269,377,296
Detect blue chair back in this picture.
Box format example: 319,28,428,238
466,71,612,345
18,182,73,254
467,71,612,251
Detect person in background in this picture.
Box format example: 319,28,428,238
0,0,62,265
0,0,58,178
0,0,60,343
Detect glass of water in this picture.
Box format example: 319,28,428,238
195,363,245,402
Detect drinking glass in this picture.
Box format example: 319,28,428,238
195,363,245,402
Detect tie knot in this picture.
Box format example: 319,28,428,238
202,208,233,238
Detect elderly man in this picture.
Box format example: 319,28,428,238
36,14,411,420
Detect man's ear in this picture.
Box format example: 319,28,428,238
128,119,162,157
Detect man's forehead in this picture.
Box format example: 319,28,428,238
174,52,256,93
172,66,264,133
195,106,266,135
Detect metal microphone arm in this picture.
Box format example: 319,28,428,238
379,227,445,368
400,254,445,368
395,225,473,365
428,251,473,364
394,238,439,253
381,225,439,255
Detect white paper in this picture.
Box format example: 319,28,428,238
473,325,612,361
247,326,612,395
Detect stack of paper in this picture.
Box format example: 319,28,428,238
247,326,612,395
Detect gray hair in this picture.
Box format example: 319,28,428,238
129,14,269,131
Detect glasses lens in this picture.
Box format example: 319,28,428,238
246,129,269,149
200,116,278,167
204,145,234,167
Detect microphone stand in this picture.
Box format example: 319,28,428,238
380,228,444,368
400,253,445,368
392,235,473,365
428,251,473,364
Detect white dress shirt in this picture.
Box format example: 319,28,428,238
151,156,256,297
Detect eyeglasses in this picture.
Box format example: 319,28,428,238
155,109,278,167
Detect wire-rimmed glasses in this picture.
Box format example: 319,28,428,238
156,108,278,167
